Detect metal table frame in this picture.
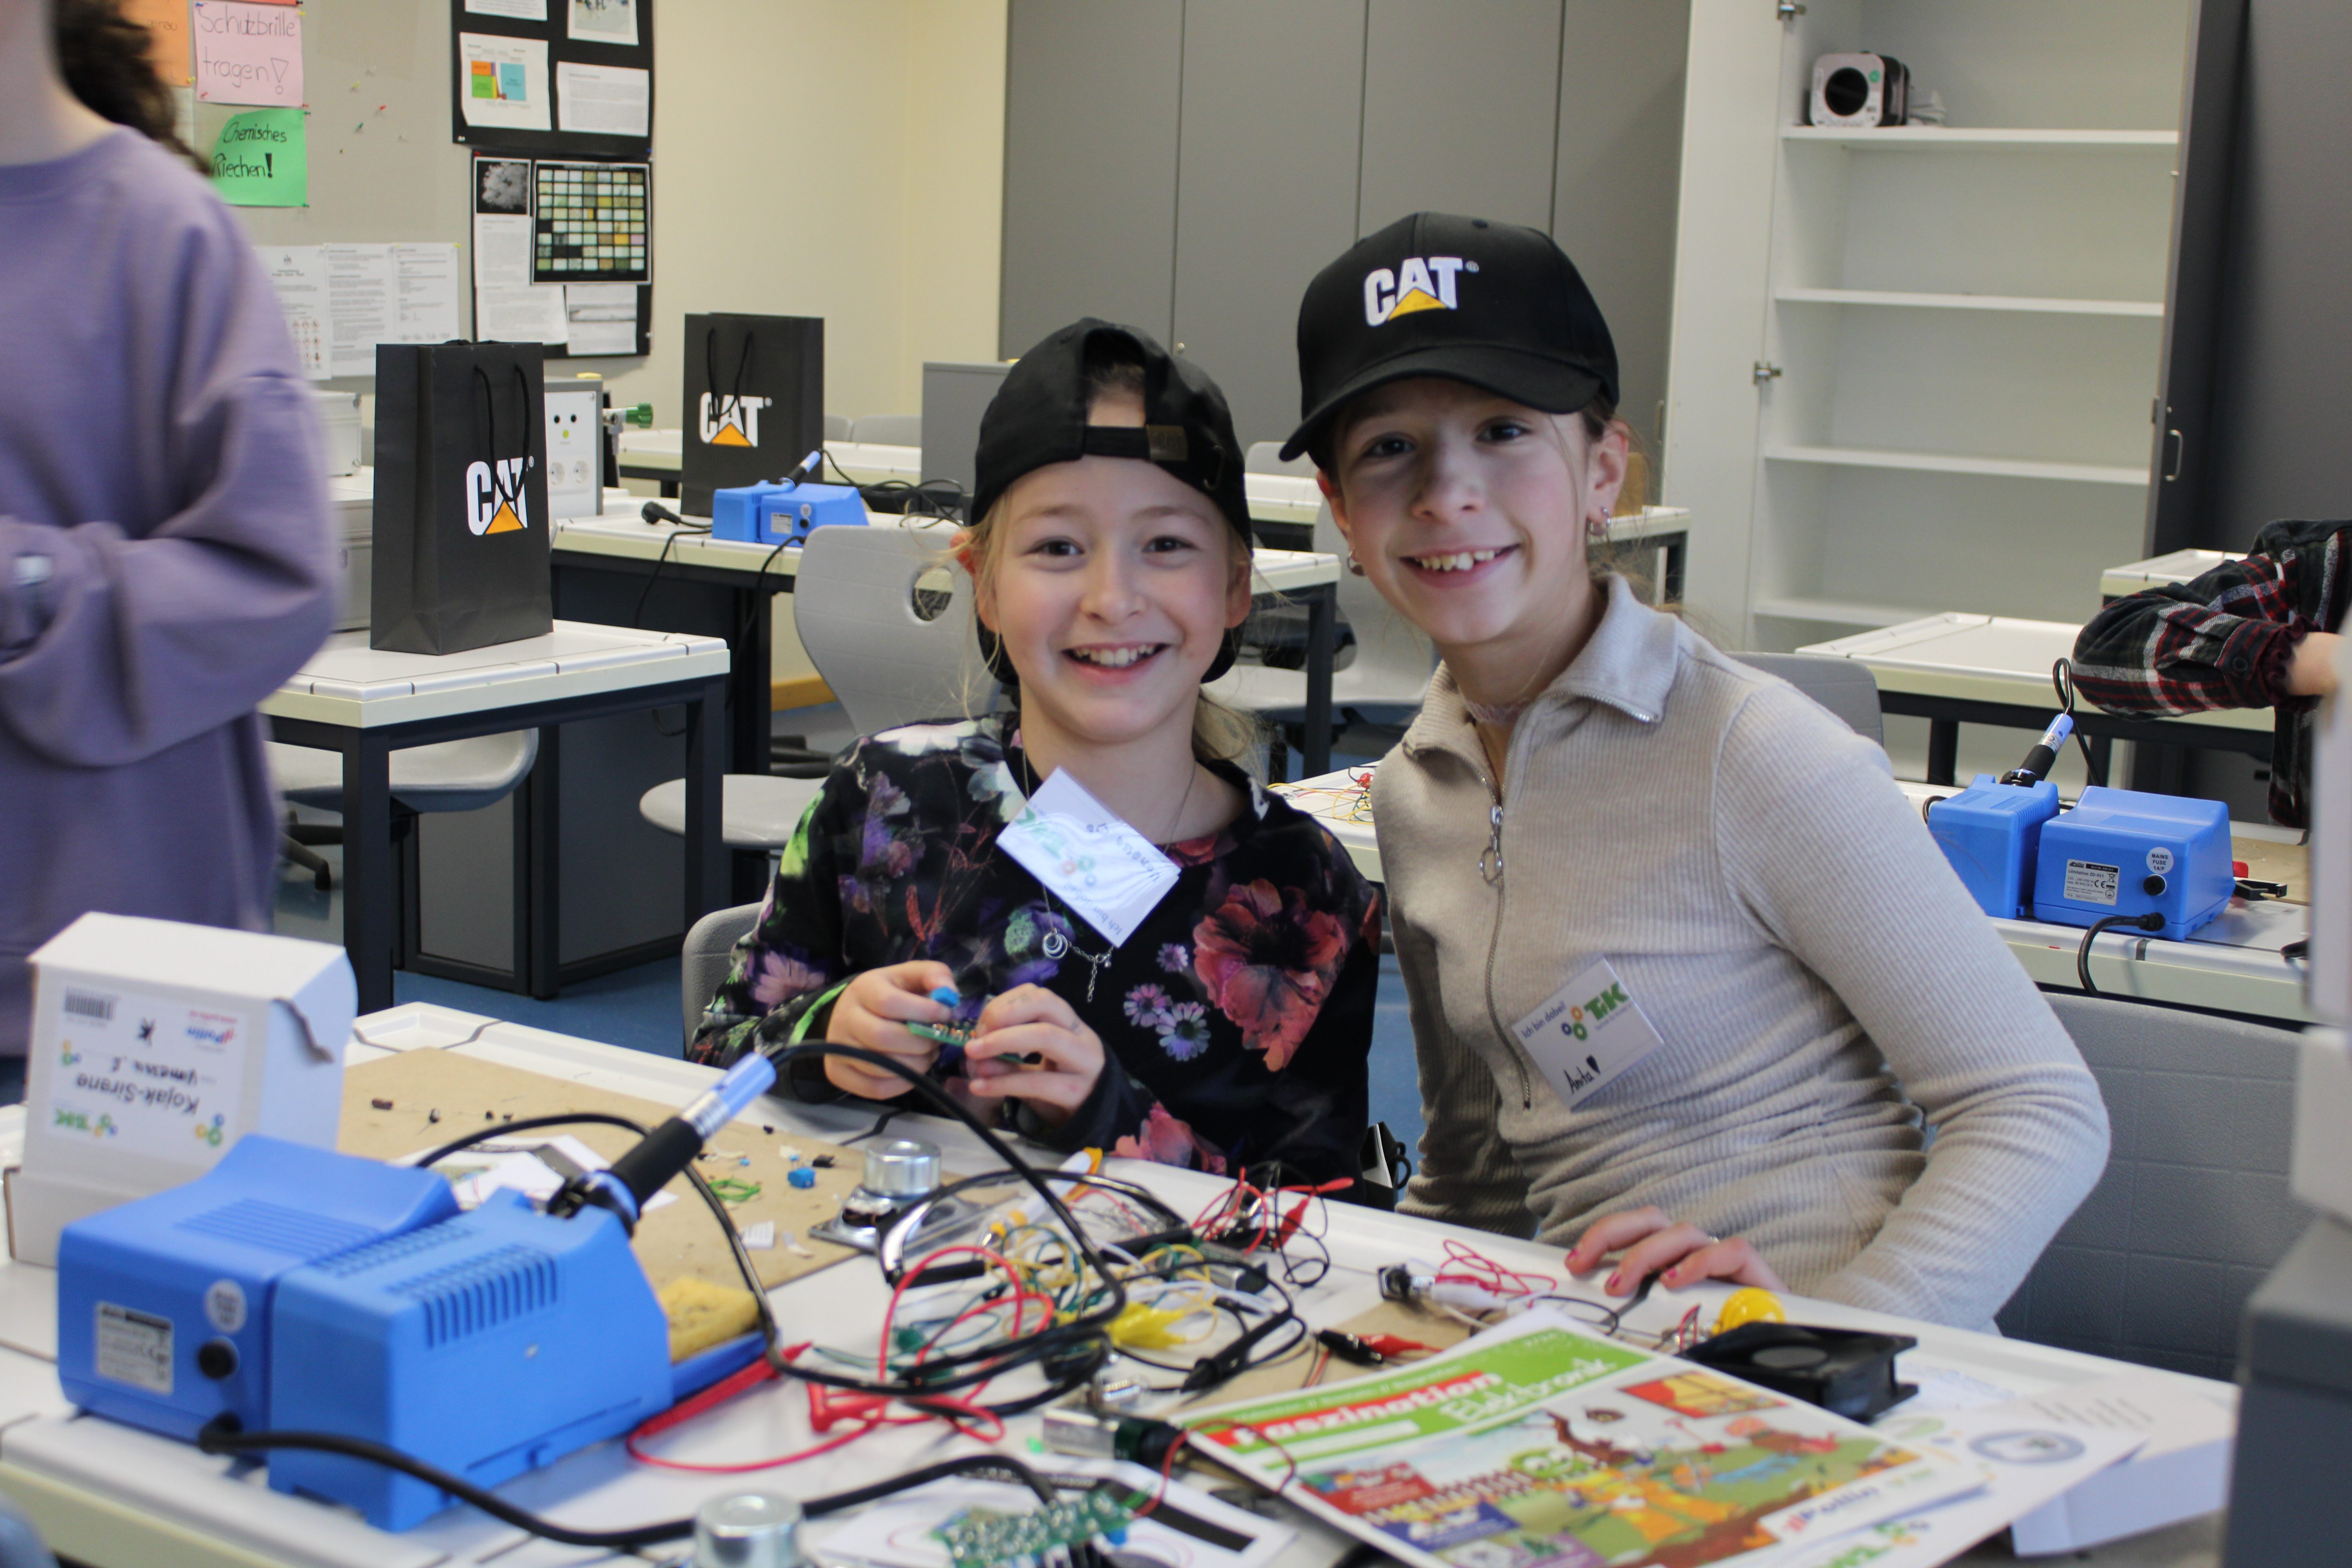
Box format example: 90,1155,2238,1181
268,673,727,1014
1878,691,2273,788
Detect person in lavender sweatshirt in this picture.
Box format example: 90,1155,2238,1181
0,0,337,1099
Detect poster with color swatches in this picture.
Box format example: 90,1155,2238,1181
532,160,648,283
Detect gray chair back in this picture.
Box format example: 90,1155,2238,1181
852,413,923,447
1998,992,2309,1378
1731,653,1885,748
0,1497,57,1568
682,900,764,1043
794,526,991,735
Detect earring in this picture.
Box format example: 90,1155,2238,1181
1344,546,1367,577
1586,515,1611,542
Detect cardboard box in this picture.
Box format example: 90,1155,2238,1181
7,915,353,1267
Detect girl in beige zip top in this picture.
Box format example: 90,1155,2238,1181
1276,213,2109,1330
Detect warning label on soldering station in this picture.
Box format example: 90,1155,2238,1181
95,1301,172,1395
2063,859,2121,906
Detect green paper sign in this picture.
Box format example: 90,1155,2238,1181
208,107,305,207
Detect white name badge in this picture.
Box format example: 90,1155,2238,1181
999,768,1181,948
1511,957,1667,1109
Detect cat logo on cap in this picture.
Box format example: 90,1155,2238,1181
699,392,770,448
465,457,532,536
1363,256,1471,327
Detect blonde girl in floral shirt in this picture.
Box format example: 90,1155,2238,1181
691,321,1380,1184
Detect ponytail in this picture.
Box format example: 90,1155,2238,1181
55,0,205,173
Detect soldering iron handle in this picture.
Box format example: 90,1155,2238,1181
1999,713,2075,788
566,1053,777,1229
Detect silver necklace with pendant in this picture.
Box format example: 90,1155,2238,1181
1017,750,1196,1004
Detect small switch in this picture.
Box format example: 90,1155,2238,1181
2143,874,2167,897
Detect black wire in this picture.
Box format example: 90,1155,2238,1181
2051,659,2106,788
408,1112,782,1363
631,517,710,630
191,1429,1053,1551
2077,912,2164,995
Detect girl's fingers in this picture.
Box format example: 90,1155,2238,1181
858,964,955,1022
1661,1238,1786,1293
968,1022,1078,1070
961,1069,1094,1112
1564,1207,1671,1274
1600,1222,1717,1297
976,983,1079,1033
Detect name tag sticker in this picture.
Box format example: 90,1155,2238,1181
1512,957,1667,1109
999,768,1181,948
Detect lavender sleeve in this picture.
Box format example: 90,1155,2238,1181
0,196,334,767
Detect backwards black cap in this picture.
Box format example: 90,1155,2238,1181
969,319,1254,683
1283,212,1619,464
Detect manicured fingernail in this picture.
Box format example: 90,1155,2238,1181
1605,1272,1621,1291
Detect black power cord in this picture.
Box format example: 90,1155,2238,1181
191,1428,1054,1551
2077,912,2166,995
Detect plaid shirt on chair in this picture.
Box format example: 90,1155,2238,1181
2070,519,2352,828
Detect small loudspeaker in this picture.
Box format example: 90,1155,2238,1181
1683,1322,1918,1422
1809,53,1910,129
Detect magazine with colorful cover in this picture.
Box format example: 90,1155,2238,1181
1183,1307,1976,1568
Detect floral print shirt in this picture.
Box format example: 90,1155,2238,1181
690,717,1381,1182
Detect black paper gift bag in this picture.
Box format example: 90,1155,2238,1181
681,313,824,515
371,342,554,654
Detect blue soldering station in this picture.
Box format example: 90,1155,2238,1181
1927,710,2234,942
55,1051,779,1530
710,448,867,546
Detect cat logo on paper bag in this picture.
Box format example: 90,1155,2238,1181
465,456,532,536
1363,256,1474,326
699,392,770,449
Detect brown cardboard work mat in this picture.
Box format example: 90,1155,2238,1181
339,1050,871,1297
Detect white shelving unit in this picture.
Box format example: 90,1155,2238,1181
1663,0,2194,648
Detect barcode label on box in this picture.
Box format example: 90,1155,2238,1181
61,990,115,1022
94,1302,173,1395
2064,859,2121,906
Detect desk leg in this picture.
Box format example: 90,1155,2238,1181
731,583,770,777
1303,584,1335,779
1926,719,1959,788
684,676,727,926
1663,537,1686,604
341,731,396,1014
516,724,561,1000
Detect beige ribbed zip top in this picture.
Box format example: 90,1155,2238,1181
1377,576,2109,1329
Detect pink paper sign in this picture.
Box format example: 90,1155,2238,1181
192,0,304,107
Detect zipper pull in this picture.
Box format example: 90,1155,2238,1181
1479,802,1504,884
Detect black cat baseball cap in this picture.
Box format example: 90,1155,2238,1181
1283,212,1620,464
969,319,1252,683
971,318,1252,549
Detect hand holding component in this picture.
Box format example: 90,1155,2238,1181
1565,1206,1787,1298
826,962,956,1100
958,984,1105,1125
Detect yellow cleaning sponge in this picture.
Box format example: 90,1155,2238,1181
658,1274,760,1363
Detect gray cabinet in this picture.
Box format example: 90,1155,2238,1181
1171,0,1367,447
999,0,1183,355
1002,0,1689,450
1357,0,1564,236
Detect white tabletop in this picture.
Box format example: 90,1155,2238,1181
1799,614,2272,734
261,622,731,730
2099,549,2239,598
0,1003,2235,1568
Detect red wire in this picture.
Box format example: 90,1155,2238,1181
1432,1237,1554,1298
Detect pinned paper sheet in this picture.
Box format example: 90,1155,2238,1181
192,0,304,107
126,0,192,85
555,62,649,138
208,107,305,207
458,34,551,133
257,245,328,378
569,0,638,46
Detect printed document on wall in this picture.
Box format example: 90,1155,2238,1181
457,33,551,133
555,62,649,137
256,245,328,379
192,0,304,107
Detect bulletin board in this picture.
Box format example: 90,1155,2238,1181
447,0,654,163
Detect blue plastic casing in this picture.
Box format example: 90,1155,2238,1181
1926,774,2062,918
267,1189,672,1530
2030,785,2234,940
55,1136,458,1441
709,479,866,544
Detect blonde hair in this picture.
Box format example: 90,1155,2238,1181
953,497,1258,769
